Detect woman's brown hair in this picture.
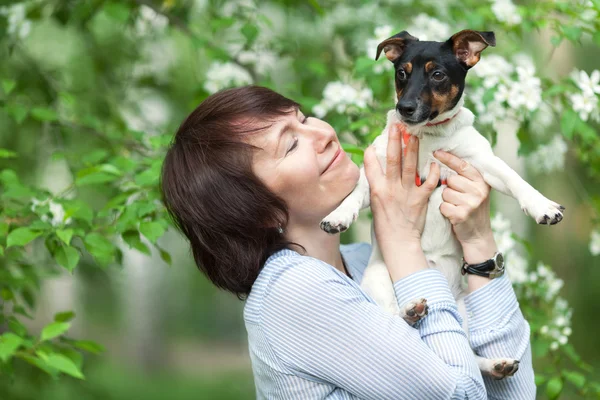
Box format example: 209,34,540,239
160,86,303,299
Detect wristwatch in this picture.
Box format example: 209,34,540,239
461,251,505,279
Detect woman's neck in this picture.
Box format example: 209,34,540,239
285,222,346,275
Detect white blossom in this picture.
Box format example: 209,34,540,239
540,325,549,335
31,198,72,227
527,135,568,174
203,62,253,94
313,81,373,117
491,0,522,25
406,14,451,41
571,69,600,96
590,229,600,256
237,48,278,75
563,327,572,336
506,253,528,284
550,341,559,351
0,3,32,40
558,335,568,345
570,91,598,121
134,5,168,36
365,25,395,74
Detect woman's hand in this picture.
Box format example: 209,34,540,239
433,150,499,292
432,150,494,247
363,125,440,280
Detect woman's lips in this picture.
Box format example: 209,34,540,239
322,147,344,174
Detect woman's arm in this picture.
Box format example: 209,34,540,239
261,254,486,399
462,237,536,399
434,150,536,398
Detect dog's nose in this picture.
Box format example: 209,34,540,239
397,101,417,117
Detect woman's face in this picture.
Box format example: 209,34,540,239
250,109,360,226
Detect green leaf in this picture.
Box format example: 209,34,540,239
17,353,57,377
560,109,578,140
563,370,586,388
84,233,114,255
7,228,42,247
45,353,84,379
139,221,165,243
535,373,547,386
2,79,16,95
73,340,105,355
122,231,151,255
56,229,74,245
562,26,583,42
54,311,75,323
516,127,536,156
159,248,172,265
104,2,130,23
0,148,17,158
41,322,71,342
0,245,4,256
54,245,80,272
593,31,600,47
8,317,27,336
550,36,563,46
241,23,259,45
546,377,563,400
341,143,365,156
0,333,23,362
6,103,28,124
0,222,8,237
30,107,58,122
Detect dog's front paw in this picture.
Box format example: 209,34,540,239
400,298,428,326
522,196,565,225
320,207,358,234
489,358,520,380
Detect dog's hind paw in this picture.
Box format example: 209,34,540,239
489,358,520,380
400,298,428,326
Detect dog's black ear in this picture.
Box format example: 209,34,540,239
447,30,496,69
375,31,419,62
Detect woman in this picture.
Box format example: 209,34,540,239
161,86,535,399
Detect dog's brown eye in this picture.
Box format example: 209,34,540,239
432,71,446,81
397,69,407,80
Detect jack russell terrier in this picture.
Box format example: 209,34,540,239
320,29,564,379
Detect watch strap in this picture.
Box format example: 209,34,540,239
461,252,505,279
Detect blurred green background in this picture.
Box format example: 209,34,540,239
1,0,600,399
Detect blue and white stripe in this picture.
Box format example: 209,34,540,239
244,242,536,399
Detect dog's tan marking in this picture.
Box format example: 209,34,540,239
404,62,412,74
425,61,435,73
395,88,403,101
432,85,459,114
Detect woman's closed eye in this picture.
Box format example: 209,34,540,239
286,136,298,155
285,114,309,156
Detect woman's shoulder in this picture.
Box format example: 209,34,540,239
244,244,370,323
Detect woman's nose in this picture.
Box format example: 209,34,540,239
310,125,336,153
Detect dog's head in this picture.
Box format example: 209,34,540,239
375,29,495,126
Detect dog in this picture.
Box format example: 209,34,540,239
320,29,564,379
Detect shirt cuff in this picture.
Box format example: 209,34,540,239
463,274,518,331
393,269,456,308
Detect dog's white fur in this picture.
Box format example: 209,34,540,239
322,95,562,378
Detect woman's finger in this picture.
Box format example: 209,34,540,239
446,174,475,194
441,187,469,207
439,201,468,224
363,145,383,189
402,134,419,188
420,162,440,194
386,124,402,182
433,150,482,181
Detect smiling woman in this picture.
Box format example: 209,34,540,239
160,85,535,399
160,86,305,298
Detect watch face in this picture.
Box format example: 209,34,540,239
496,253,504,268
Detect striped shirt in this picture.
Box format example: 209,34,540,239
244,242,536,399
